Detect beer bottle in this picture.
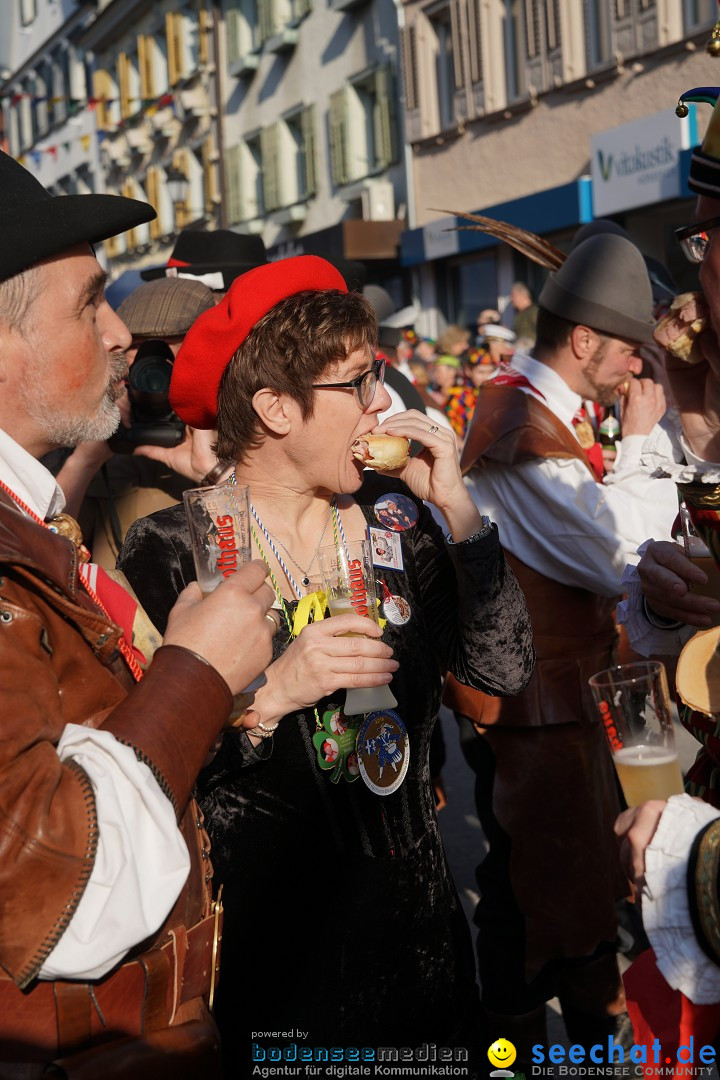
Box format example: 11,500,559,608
598,414,621,448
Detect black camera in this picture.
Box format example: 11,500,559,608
109,339,185,452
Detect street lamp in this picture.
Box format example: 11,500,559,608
165,166,189,228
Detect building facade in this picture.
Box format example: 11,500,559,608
1,0,410,295
219,0,407,294
398,0,720,333
1,0,101,211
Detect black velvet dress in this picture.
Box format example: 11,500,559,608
118,475,534,1076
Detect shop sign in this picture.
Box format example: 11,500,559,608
423,217,460,260
591,108,695,216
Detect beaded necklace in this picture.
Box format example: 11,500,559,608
0,477,143,682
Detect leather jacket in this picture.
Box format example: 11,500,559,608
0,490,231,1064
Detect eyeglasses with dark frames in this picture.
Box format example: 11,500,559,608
674,215,720,264
311,357,386,409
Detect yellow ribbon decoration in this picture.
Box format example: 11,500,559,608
292,590,328,636
291,590,387,637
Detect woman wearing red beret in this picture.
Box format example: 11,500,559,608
118,256,534,1075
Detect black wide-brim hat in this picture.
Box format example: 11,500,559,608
0,151,156,283
140,229,269,288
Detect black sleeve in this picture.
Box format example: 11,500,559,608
410,500,535,697
118,509,194,636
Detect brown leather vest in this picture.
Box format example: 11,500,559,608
445,384,618,726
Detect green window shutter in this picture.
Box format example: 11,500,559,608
260,124,280,210
374,64,398,170
258,0,274,42
401,26,418,111
224,144,243,224
227,7,241,64
449,0,466,89
328,87,348,186
301,105,316,196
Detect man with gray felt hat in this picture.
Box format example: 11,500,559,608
444,232,679,1067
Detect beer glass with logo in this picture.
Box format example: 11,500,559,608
183,483,264,720
318,539,398,716
588,661,683,806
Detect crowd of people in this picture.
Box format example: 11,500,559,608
6,65,720,1080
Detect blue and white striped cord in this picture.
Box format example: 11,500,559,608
250,504,304,599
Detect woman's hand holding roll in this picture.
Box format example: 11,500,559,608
373,409,485,541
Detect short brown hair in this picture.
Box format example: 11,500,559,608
216,289,377,462
534,307,575,356
436,325,469,354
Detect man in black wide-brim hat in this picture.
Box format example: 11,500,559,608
0,153,276,1075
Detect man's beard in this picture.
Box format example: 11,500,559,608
20,352,128,447
584,339,623,407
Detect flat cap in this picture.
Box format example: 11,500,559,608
118,277,216,338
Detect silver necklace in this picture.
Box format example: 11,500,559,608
263,502,334,587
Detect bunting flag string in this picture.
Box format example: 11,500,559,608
16,130,95,167
10,90,178,164
6,90,175,111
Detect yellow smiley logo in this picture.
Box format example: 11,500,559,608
488,1039,517,1069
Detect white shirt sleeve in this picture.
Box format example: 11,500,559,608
465,454,679,598
39,725,190,982
643,794,720,1005
616,549,694,658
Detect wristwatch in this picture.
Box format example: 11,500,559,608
446,515,493,545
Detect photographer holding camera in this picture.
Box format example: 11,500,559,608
54,275,222,567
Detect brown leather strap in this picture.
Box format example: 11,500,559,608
139,949,171,1034
0,910,223,1063
52,983,92,1056
461,383,596,478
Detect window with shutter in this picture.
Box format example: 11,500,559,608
139,36,156,100
467,0,483,84
328,87,349,186
545,0,560,49
225,144,243,224
584,0,612,66
170,150,192,227
146,168,162,238
243,135,264,219
402,25,419,110
19,0,36,27
260,125,280,211
301,105,316,196
166,13,179,84
258,0,276,43
202,136,218,211
448,0,466,89
117,53,131,118
227,7,243,63
374,65,398,169
93,69,114,131
199,8,211,65
525,0,539,56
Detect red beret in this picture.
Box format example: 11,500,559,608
170,255,348,429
